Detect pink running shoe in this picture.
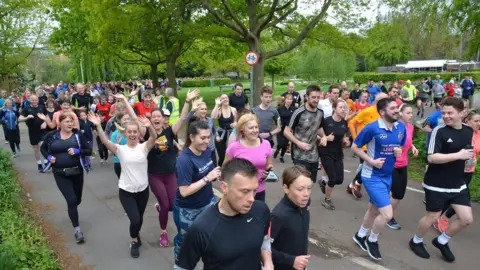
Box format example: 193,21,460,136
160,232,169,247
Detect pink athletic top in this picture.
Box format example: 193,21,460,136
465,130,480,173
226,139,272,193
395,122,414,168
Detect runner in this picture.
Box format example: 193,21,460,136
387,104,418,230
210,94,237,166
317,85,340,118
41,113,92,243
174,158,273,270
18,94,47,172
270,165,312,270
89,112,157,258
252,86,280,147
228,83,249,111
94,111,109,166
355,91,371,111
45,99,79,130
145,89,199,247
225,114,273,202
227,108,253,146
0,99,20,157
133,92,155,118
319,99,350,210
416,78,430,118
351,97,406,261
402,80,417,105
44,99,58,134
71,83,93,112
409,97,474,262
95,95,112,122
434,109,480,233
274,94,295,163
110,112,130,178
281,82,302,108
172,118,221,258
187,100,219,166
346,93,388,198
165,87,180,125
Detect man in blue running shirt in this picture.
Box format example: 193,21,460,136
351,98,406,261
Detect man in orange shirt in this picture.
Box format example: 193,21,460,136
346,93,387,198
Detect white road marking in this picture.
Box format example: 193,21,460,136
406,186,425,194
344,169,351,173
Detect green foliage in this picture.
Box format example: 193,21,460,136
0,149,60,269
353,72,480,83
409,126,480,201
181,78,232,88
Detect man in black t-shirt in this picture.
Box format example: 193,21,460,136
409,97,474,263
71,83,93,112
18,94,47,172
174,158,273,270
228,83,249,111
281,82,302,107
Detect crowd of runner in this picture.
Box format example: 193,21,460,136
0,74,477,268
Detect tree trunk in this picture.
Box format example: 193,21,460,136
150,64,159,89
252,55,265,106
166,56,178,97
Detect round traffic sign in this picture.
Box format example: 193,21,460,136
245,51,259,66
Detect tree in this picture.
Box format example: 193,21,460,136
201,0,343,104
0,0,48,88
83,0,197,93
447,0,480,58
264,55,287,90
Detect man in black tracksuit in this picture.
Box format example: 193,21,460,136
270,195,310,270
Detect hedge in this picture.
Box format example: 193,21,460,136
181,78,232,88
0,149,60,269
353,72,480,84
411,127,480,201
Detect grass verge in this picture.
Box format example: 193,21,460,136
0,148,92,269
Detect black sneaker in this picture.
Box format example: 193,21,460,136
130,241,140,258
37,164,44,172
75,231,85,244
273,151,279,159
279,157,285,163
352,233,367,252
409,238,430,259
322,199,335,210
319,181,326,194
432,237,455,262
387,218,401,230
365,239,382,260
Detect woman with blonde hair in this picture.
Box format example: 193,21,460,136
211,93,237,166
224,114,273,201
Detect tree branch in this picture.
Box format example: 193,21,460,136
202,0,246,37
265,0,332,59
262,1,297,31
255,0,279,34
221,0,248,34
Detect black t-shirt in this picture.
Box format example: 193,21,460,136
229,93,248,111
424,124,473,190
72,93,93,110
49,134,81,168
318,116,348,160
21,105,45,130
144,127,176,174
281,91,302,106
175,201,270,270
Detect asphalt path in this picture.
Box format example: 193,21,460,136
3,100,479,270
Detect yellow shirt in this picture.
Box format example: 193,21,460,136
348,106,380,151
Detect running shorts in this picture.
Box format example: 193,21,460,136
424,188,471,213
391,166,408,200
361,175,392,208
28,129,44,145
320,155,344,188
293,159,318,183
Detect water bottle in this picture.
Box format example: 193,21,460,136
464,145,475,171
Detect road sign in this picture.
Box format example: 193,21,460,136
245,51,259,66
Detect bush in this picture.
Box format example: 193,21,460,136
181,78,232,88
353,72,480,84
410,127,480,201
0,149,60,269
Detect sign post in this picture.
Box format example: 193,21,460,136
245,51,259,108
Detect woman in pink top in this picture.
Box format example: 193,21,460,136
435,109,480,233
224,114,273,201
388,104,419,230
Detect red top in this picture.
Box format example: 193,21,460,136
96,102,112,121
445,84,455,97
355,101,370,111
134,102,155,118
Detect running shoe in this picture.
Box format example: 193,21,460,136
4,141,8,144
432,237,455,262
346,184,353,194
322,199,335,210
352,233,367,252
352,183,362,199
160,232,169,247
12,153,17,159
155,202,161,213
75,231,85,244
37,164,44,172
433,216,449,233
319,181,326,194
386,218,401,230
365,239,382,260
130,241,140,258
100,160,104,167
279,157,285,163
409,238,430,259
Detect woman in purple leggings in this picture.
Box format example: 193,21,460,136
146,89,199,247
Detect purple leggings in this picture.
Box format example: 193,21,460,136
148,173,177,230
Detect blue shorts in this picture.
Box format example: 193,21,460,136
361,176,392,208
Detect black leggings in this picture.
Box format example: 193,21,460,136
96,137,109,160
255,190,266,202
215,130,231,166
274,127,289,158
54,172,84,227
119,187,150,238
442,173,472,218
5,129,20,153
114,163,121,179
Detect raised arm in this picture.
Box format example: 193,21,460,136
115,94,146,136
88,111,118,154
137,116,156,151
172,89,199,135
210,97,222,119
